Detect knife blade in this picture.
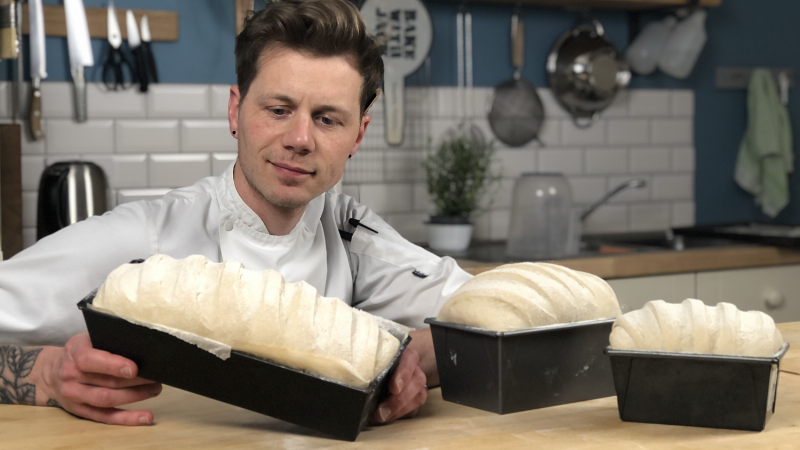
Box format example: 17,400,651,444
140,15,158,83
126,10,148,92
65,0,93,122
29,0,46,139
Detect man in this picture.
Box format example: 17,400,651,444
0,0,470,427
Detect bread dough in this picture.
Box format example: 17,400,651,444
93,254,401,388
436,262,621,331
610,298,784,357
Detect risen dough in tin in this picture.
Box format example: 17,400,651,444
436,262,622,331
610,298,784,357
93,254,400,388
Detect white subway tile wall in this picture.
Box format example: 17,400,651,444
182,120,237,153
13,83,694,248
116,120,180,153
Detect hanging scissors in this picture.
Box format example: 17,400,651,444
103,1,134,91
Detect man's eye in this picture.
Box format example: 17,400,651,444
320,116,334,125
271,108,287,116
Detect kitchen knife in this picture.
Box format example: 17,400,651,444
65,0,94,122
127,10,148,92
140,15,158,83
0,0,18,60
29,0,47,140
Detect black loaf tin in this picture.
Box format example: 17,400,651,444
78,294,409,441
425,317,616,414
605,343,790,431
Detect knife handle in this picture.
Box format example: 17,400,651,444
143,42,158,83
30,82,43,140
133,47,148,93
0,0,18,60
71,67,87,123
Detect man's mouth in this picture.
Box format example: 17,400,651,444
269,161,315,176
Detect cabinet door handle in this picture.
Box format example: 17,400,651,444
763,289,786,310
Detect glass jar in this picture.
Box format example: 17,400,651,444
506,173,577,260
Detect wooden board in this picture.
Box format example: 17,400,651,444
0,322,796,449
0,124,22,259
458,245,800,279
431,0,721,9
236,0,254,35
21,5,178,42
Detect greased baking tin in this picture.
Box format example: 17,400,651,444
78,294,409,441
605,343,790,431
425,317,616,414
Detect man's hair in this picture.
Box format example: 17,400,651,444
235,0,383,115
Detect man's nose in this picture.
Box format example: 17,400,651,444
282,115,314,154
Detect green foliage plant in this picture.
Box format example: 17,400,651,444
422,135,499,222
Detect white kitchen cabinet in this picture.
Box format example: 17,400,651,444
696,264,800,323
607,273,696,313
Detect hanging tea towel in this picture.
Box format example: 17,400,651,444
734,68,793,218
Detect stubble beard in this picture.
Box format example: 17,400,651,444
243,163,310,212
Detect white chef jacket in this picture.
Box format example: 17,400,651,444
0,163,471,346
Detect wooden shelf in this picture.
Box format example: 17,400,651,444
432,0,721,10
21,5,178,42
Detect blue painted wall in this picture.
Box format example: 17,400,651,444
2,0,799,225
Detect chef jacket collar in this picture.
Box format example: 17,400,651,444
216,162,325,237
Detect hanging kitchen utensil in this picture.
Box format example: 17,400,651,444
65,0,94,123
0,0,18,59
140,15,159,84
547,15,630,128
126,10,148,93
102,1,134,91
28,0,46,140
360,0,433,146
451,9,484,146
489,12,544,147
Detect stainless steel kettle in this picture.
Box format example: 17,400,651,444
37,161,108,240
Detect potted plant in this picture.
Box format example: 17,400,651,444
422,133,498,252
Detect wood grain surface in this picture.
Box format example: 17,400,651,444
0,124,22,259
458,246,800,279
21,5,178,42
0,323,797,449
432,0,722,9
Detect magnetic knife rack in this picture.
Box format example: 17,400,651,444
19,4,178,42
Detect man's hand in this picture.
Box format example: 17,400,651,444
35,333,162,425
372,328,438,424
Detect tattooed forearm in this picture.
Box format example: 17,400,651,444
0,345,43,405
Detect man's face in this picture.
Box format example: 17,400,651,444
228,47,370,211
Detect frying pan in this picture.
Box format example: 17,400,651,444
488,13,544,147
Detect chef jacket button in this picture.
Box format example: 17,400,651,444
224,220,234,231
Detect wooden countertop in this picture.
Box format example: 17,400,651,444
2,323,798,449
457,245,800,279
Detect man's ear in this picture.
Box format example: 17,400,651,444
351,114,371,159
228,86,241,137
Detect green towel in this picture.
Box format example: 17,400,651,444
734,68,793,218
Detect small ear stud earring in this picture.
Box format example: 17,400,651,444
232,131,236,136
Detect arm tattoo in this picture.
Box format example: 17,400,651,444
0,345,43,405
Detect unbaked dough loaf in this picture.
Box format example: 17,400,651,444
436,262,621,331
93,254,401,388
609,298,784,357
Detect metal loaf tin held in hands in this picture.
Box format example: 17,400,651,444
78,294,410,441
605,343,790,431
425,317,616,414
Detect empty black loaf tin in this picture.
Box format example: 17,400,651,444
425,317,616,414
78,295,409,441
605,343,790,431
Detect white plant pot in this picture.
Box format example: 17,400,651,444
427,223,474,252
